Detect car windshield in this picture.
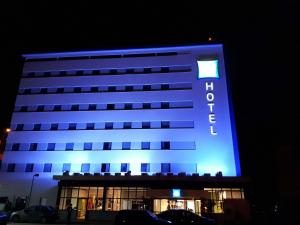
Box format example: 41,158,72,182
147,211,158,220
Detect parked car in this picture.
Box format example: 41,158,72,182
115,210,172,225
0,211,8,225
10,205,59,223
157,209,215,225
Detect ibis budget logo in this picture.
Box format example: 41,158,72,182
197,60,219,135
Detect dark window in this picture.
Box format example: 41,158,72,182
107,104,115,110
28,72,35,77
29,143,38,151
44,72,51,77
54,105,61,111
76,71,84,76
43,163,52,172
66,143,74,151
20,106,27,112
16,124,24,131
141,142,150,150
105,122,113,129
37,105,44,112
62,163,71,172
57,88,64,93
143,85,151,91
126,68,135,74
41,88,48,94
122,142,131,150
161,121,170,128
25,163,34,172
142,122,151,129
71,105,79,111
161,67,170,73
125,86,133,91
124,103,132,110
69,123,77,130
143,103,151,109
86,123,95,130
161,163,171,173
109,69,118,75
84,142,93,150
59,71,67,76
141,163,150,172
161,84,169,90
74,87,81,93
161,102,170,109
47,143,55,151
88,104,97,110
91,86,98,92
121,163,128,172
12,143,20,151
144,68,152,74
33,124,41,131
51,123,59,130
123,122,132,129
101,163,110,172
81,164,90,173
108,86,116,92
7,163,16,172
92,70,99,75
24,89,31,94
103,142,112,150
161,141,170,150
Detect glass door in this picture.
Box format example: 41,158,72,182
77,198,87,220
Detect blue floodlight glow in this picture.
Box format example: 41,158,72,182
197,60,219,79
172,189,181,198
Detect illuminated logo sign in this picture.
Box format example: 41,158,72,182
206,82,217,135
197,60,219,79
172,189,181,198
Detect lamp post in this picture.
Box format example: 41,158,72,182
28,173,39,206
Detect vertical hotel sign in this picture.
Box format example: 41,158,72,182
197,60,219,135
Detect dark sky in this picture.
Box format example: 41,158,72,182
0,1,299,206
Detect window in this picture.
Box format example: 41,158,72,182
57,88,64,93
121,163,129,172
81,164,90,173
161,84,169,90
161,102,170,109
122,142,131,150
143,103,151,109
91,86,98,92
109,70,118,75
12,143,20,151
59,71,67,76
71,105,79,111
24,89,31,94
66,143,74,151
44,72,51,77
43,163,52,172
16,124,24,131
74,87,81,93
76,70,84,76
47,143,55,151
69,123,77,130
105,122,113,129
25,163,34,172
92,70,99,75
41,88,48,94
101,163,110,172
161,141,170,150
84,143,93,150
161,121,170,128
143,85,151,91
89,104,97,110
86,123,95,130
62,163,71,172
144,68,152,73
124,103,132,110
161,163,170,173
141,163,150,172
103,142,112,150
125,86,133,91
7,163,16,172
161,67,170,73
142,122,151,129
29,143,38,151
51,123,59,130
123,122,132,129
107,104,115,110
141,142,150,150
20,106,27,112
108,86,116,92
37,105,45,112
33,124,41,131
54,105,61,111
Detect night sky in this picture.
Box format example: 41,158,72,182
0,1,299,213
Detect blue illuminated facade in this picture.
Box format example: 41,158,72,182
0,44,242,213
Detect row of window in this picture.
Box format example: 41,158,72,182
6,141,195,151
18,83,192,95
12,121,194,131
14,101,193,112
23,65,191,78
2,162,174,173
25,51,181,62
